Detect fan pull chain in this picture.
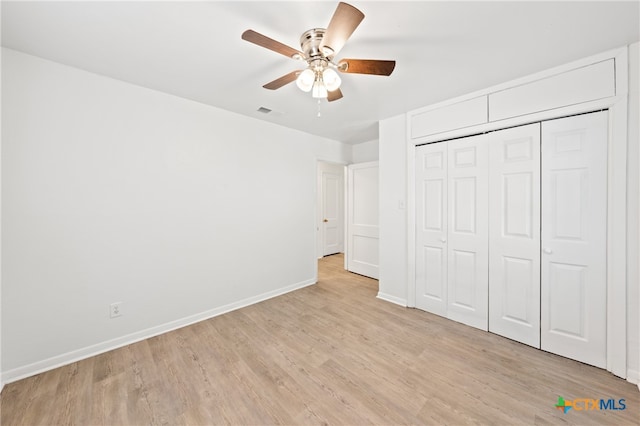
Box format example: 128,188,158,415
317,99,322,117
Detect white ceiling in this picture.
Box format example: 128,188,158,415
2,1,639,144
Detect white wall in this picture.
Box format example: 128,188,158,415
1,48,350,382
627,41,640,383
0,3,3,393
378,115,407,306
351,139,379,163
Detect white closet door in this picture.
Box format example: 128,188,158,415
447,135,489,330
541,111,608,368
488,123,541,347
415,143,448,316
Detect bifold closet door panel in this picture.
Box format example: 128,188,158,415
447,135,489,331
488,123,541,348
415,143,448,316
541,111,608,369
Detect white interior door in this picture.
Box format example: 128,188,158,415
488,123,541,347
321,165,344,256
541,111,608,368
446,135,489,331
346,162,379,279
415,143,448,316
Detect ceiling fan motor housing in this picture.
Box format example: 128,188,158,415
300,28,334,60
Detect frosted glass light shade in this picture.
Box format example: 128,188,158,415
322,68,342,91
311,80,328,98
296,69,315,92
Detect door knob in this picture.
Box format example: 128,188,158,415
323,219,328,222
543,248,553,254
440,238,447,243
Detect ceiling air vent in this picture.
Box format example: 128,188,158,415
257,107,272,114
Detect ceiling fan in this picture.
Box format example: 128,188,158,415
241,2,395,102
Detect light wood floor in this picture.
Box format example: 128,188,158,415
1,253,638,425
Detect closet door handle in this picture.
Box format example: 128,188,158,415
543,248,553,254
440,238,447,243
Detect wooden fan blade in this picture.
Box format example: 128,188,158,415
320,2,365,56
242,29,303,59
337,59,396,76
263,70,301,90
327,88,343,102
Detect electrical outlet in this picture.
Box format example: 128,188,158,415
110,302,123,318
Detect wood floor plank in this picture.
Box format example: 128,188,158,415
1,253,639,425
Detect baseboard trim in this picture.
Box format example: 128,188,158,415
626,368,639,385
376,292,407,307
1,278,316,385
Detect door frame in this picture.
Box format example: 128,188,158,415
316,160,346,259
315,160,347,280
407,47,629,378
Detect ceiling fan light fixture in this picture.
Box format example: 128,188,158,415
296,68,315,92
242,3,395,103
322,67,341,91
311,78,328,98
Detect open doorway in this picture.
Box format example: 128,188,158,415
316,161,345,259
